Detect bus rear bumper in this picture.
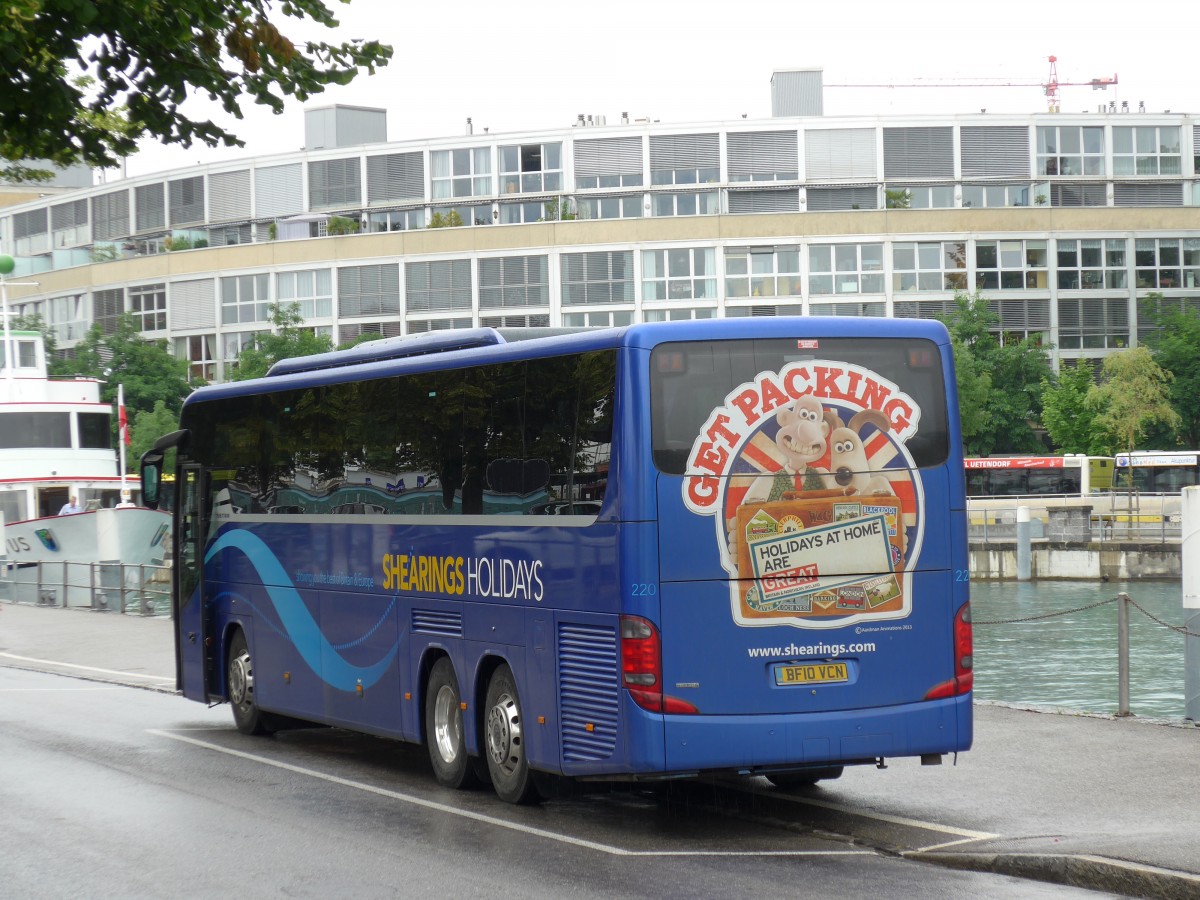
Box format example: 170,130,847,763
661,694,972,774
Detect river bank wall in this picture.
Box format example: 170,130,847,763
968,540,1180,580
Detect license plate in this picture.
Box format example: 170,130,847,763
773,662,849,686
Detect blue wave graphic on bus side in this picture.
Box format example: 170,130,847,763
205,530,397,691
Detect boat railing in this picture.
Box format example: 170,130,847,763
0,560,171,616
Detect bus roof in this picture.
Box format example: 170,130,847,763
184,316,952,408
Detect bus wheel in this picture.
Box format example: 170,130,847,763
425,657,480,790
766,766,844,790
228,630,274,736
484,664,540,804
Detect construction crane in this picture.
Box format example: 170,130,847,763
827,56,1118,113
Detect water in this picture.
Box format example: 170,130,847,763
970,579,1190,720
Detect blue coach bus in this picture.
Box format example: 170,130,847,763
140,318,971,803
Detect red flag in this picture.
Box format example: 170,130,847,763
119,402,131,446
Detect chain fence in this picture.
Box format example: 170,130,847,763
975,592,1200,637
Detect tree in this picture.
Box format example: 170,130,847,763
942,291,1051,456
231,302,334,381
129,400,180,473
885,188,912,209
1089,347,1180,454
1041,363,1101,453
0,0,392,177
1138,297,1200,447
65,313,195,423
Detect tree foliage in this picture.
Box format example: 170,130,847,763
129,400,181,473
1138,298,1200,447
1089,347,1180,454
1040,363,1101,454
64,313,195,421
231,302,334,381
943,291,1051,456
0,0,392,175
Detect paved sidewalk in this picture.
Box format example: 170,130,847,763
2,600,1198,898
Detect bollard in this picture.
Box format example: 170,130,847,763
1183,487,1200,722
1016,506,1031,581
1116,592,1130,717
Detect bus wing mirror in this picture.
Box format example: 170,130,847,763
140,429,189,510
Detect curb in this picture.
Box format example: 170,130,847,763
914,851,1200,899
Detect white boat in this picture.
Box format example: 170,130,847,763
0,329,171,568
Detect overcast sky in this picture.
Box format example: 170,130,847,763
120,0,1195,178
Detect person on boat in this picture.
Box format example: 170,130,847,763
58,496,84,515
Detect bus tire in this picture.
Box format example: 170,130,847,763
227,629,275,736
484,664,540,805
766,766,844,790
425,657,480,790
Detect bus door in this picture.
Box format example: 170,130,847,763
176,464,214,702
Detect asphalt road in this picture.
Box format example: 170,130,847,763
0,666,1108,899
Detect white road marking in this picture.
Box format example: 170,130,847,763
0,652,174,683
149,729,872,858
733,784,998,842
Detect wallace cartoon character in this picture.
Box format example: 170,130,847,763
747,395,837,502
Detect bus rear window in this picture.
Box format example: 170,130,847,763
650,338,949,474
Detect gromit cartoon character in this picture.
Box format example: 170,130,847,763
823,409,895,496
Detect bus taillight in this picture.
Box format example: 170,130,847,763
924,602,973,700
620,615,699,715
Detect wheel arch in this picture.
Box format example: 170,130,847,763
416,645,452,745
471,652,511,756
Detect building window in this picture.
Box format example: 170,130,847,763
810,243,885,295
576,195,642,220
220,274,270,325
809,301,887,317
649,133,719,186
1037,126,1105,176
1056,239,1127,290
1050,183,1107,207
724,247,801,299
642,248,716,301
727,130,798,182
93,287,125,335
962,183,1047,208
561,310,635,327
574,136,643,190
277,269,333,318
642,307,718,322
1112,126,1181,176
221,330,261,367
498,199,569,224
650,191,719,217
975,240,1048,290
367,209,423,232
431,148,492,199
407,317,472,334
129,283,167,331
561,251,634,305
405,260,472,312
499,143,562,194
431,204,492,226
886,185,955,209
177,333,216,381
1135,238,1187,289
309,158,362,208
1057,297,1129,349
892,242,966,292
478,255,549,309
49,293,88,342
